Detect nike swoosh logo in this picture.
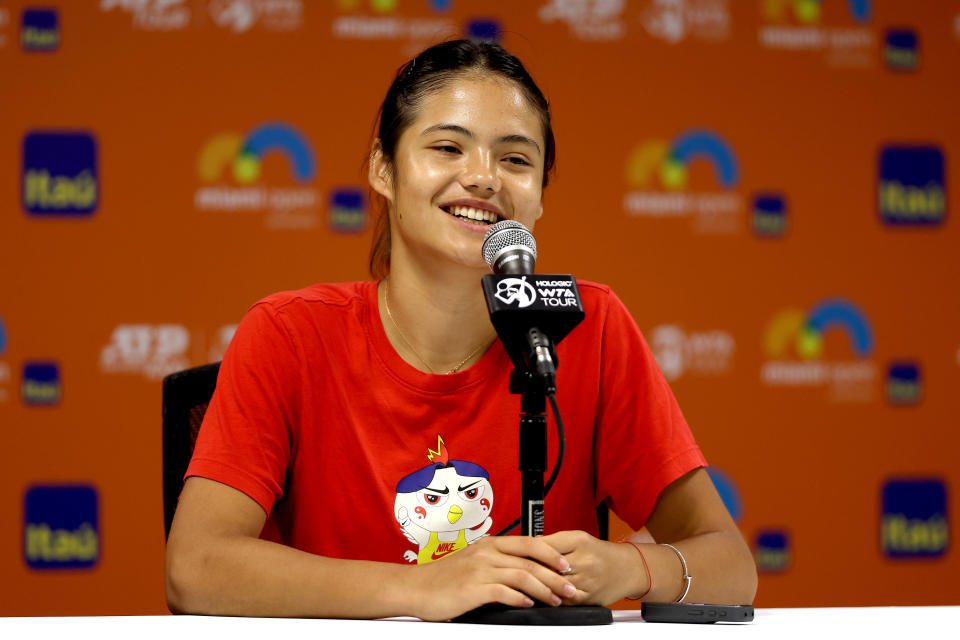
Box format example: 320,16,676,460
431,547,459,561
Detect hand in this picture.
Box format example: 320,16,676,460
540,530,646,606
406,535,577,621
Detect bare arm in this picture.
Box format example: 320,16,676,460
166,477,578,620
542,468,758,606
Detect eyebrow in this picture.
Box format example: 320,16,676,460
458,481,481,491
424,486,450,495
420,123,542,154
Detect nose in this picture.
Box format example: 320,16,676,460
460,151,500,193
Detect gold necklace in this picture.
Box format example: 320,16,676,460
381,283,490,375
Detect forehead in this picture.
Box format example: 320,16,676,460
409,75,544,145
428,467,487,487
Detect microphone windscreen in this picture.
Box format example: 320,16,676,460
482,220,538,270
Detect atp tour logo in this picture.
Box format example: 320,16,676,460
495,278,537,308
538,0,626,42
882,479,948,559
194,122,320,229
22,132,98,217
99,0,190,31
758,0,874,68
623,129,745,234
761,298,877,402
24,485,100,570
877,146,945,226
99,324,190,380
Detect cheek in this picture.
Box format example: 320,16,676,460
414,506,426,520
480,498,490,512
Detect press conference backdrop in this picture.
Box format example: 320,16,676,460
2,0,957,616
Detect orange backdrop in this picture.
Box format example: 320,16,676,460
2,0,958,615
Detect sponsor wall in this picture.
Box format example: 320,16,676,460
3,0,958,615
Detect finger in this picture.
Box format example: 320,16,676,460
492,536,571,573
486,584,535,609
493,554,578,600
494,567,563,607
539,530,586,555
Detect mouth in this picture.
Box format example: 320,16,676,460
441,204,503,226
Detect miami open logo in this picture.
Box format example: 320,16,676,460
194,122,319,229
623,129,743,234
761,298,877,401
758,0,874,68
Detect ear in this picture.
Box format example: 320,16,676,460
368,139,394,202
536,201,544,221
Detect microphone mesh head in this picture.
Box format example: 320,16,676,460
482,220,537,268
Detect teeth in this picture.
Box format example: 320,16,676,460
448,205,498,223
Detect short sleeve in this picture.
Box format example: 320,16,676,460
593,291,707,529
185,302,301,514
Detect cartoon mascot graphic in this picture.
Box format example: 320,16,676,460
394,435,493,563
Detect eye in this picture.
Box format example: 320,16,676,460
417,490,448,508
504,156,532,167
459,485,484,501
432,145,461,155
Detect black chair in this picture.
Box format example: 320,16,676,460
161,362,221,539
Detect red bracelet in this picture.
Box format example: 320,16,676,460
617,540,652,601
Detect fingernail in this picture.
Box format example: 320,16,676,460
523,598,534,608
563,584,576,597
559,558,570,572
551,595,562,606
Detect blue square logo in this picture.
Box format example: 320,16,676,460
885,29,918,71
24,485,100,570
328,188,367,233
22,361,61,406
878,146,945,226
754,529,790,572
22,131,99,217
881,478,948,559
752,193,787,237
21,8,59,52
886,361,921,405
466,19,501,42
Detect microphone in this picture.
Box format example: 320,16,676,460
482,220,537,275
480,221,584,390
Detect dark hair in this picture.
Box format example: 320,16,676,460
368,39,556,279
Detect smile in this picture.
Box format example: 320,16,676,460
442,205,501,225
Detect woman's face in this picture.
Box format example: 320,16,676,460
371,74,546,272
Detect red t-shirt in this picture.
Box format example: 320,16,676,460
186,280,706,564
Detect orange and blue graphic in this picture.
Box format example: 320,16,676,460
24,485,99,570
878,146,944,226
754,530,790,572
22,132,98,217
197,122,316,185
752,193,787,237
885,29,918,71
627,129,739,191
329,188,367,233
765,299,873,359
22,361,61,406
707,467,742,523
21,7,59,52
0,314,7,356
763,0,871,24
886,362,921,405
882,478,947,559
467,18,501,42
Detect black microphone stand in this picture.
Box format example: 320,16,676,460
452,330,612,626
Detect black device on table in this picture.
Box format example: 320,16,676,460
641,602,755,624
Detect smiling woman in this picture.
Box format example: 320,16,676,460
164,39,757,622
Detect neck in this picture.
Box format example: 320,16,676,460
379,258,496,374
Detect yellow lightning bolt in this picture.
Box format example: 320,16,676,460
427,435,445,462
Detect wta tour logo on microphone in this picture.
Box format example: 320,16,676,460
494,278,537,308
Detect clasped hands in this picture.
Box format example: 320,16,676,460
409,530,644,621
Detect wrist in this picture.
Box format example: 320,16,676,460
615,540,652,601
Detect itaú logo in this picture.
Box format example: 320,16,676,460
494,277,537,308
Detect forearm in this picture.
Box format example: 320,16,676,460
631,529,757,605
166,534,414,619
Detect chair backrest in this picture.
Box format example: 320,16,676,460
161,362,221,539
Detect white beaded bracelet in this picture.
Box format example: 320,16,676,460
660,543,693,603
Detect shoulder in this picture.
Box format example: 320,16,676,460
252,281,374,319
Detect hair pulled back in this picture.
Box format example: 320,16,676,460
368,39,555,279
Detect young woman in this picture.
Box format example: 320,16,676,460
165,39,757,621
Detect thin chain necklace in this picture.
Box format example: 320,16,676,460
381,282,490,375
